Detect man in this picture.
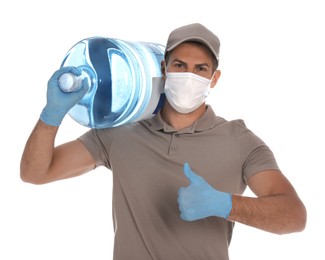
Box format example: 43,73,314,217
20,23,306,259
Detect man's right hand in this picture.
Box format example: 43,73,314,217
40,66,89,126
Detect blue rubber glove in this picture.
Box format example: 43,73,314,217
40,66,89,126
178,162,232,221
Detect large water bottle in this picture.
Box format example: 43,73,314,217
59,37,166,128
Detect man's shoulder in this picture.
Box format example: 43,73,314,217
212,116,250,136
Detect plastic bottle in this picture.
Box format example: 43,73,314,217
59,36,166,128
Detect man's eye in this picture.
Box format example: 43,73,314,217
175,63,184,68
197,66,207,71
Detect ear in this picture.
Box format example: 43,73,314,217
210,70,221,89
161,60,167,80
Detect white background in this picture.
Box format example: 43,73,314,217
1,0,324,259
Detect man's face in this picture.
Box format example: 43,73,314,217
165,42,215,80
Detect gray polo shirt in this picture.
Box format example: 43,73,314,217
79,105,279,260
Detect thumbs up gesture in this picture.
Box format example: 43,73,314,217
178,163,232,221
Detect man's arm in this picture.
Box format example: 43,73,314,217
228,170,307,234
20,66,95,184
178,164,306,234
20,119,95,184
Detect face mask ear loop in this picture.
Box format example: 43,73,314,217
208,70,218,89
210,71,217,81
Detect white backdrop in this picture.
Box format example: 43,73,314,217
1,0,324,259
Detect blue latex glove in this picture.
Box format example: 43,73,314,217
178,162,232,221
40,66,89,126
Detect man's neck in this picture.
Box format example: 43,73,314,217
161,103,207,131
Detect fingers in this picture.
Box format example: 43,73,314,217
50,67,82,83
177,187,192,221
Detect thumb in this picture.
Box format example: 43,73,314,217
76,79,89,99
183,163,201,184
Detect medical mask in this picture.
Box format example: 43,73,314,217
164,72,214,114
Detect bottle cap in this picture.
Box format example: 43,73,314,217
58,73,77,92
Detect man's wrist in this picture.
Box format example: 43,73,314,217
40,107,64,127
213,190,232,219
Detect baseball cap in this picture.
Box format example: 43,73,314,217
165,23,220,61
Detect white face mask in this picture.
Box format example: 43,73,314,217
164,72,214,114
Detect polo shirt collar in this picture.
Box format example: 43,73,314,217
142,105,222,133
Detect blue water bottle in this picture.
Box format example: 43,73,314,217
58,37,166,128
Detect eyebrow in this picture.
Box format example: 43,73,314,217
172,58,210,68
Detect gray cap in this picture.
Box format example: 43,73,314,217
165,23,220,61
